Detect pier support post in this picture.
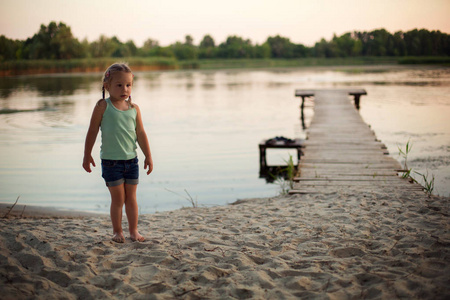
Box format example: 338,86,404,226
354,94,361,110
348,89,367,110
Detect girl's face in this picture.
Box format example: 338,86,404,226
104,71,133,101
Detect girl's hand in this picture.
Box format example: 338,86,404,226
83,155,96,173
144,157,153,175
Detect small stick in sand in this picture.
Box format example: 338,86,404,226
175,287,201,297
204,246,226,257
20,205,26,218
3,196,20,218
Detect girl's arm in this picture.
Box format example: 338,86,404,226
83,100,106,173
135,104,153,175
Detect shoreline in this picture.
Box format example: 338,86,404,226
4,56,447,77
0,64,176,77
1,190,449,298
0,202,107,219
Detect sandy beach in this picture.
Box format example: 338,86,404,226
1,189,449,299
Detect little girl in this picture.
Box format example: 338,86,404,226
83,63,153,243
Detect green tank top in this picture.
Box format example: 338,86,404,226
100,98,137,160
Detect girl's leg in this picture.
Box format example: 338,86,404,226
108,184,126,243
124,183,144,242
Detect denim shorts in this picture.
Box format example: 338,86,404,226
101,157,139,187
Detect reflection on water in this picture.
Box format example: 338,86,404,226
0,74,98,99
0,66,449,214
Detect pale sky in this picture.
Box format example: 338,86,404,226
1,0,449,47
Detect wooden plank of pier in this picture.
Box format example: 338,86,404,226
290,89,424,194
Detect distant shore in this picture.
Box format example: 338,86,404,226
1,56,449,76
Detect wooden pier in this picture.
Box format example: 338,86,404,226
290,89,424,194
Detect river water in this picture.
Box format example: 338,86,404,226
0,65,449,214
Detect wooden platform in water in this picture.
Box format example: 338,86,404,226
289,89,424,194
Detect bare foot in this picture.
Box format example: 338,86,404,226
112,232,125,243
130,231,145,242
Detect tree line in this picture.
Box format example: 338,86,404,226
1,21,449,62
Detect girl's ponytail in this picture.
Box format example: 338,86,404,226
128,95,133,108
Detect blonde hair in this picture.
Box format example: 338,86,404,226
101,63,134,107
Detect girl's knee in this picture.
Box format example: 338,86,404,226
111,198,125,208
124,196,137,206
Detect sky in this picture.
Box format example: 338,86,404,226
1,0,449,47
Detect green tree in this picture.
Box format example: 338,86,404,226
254,43,271,58
171,41,197,60
150,46,175,58
140,38,159,56
21,21,84,59
391,31,406,56
361,29,390,56
0,35,22,61
89,35,117,57
80,38,91,58
266,35,295,58
199,35,215,48
403,29,422,56
313,38,338,58
143,38,159,49
332,33,360,57
293,43,310,58
198,35,216,59
217,36,254,58
125,40,137,56
109,37,138,57
184,35,194,46
51,22,84,59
